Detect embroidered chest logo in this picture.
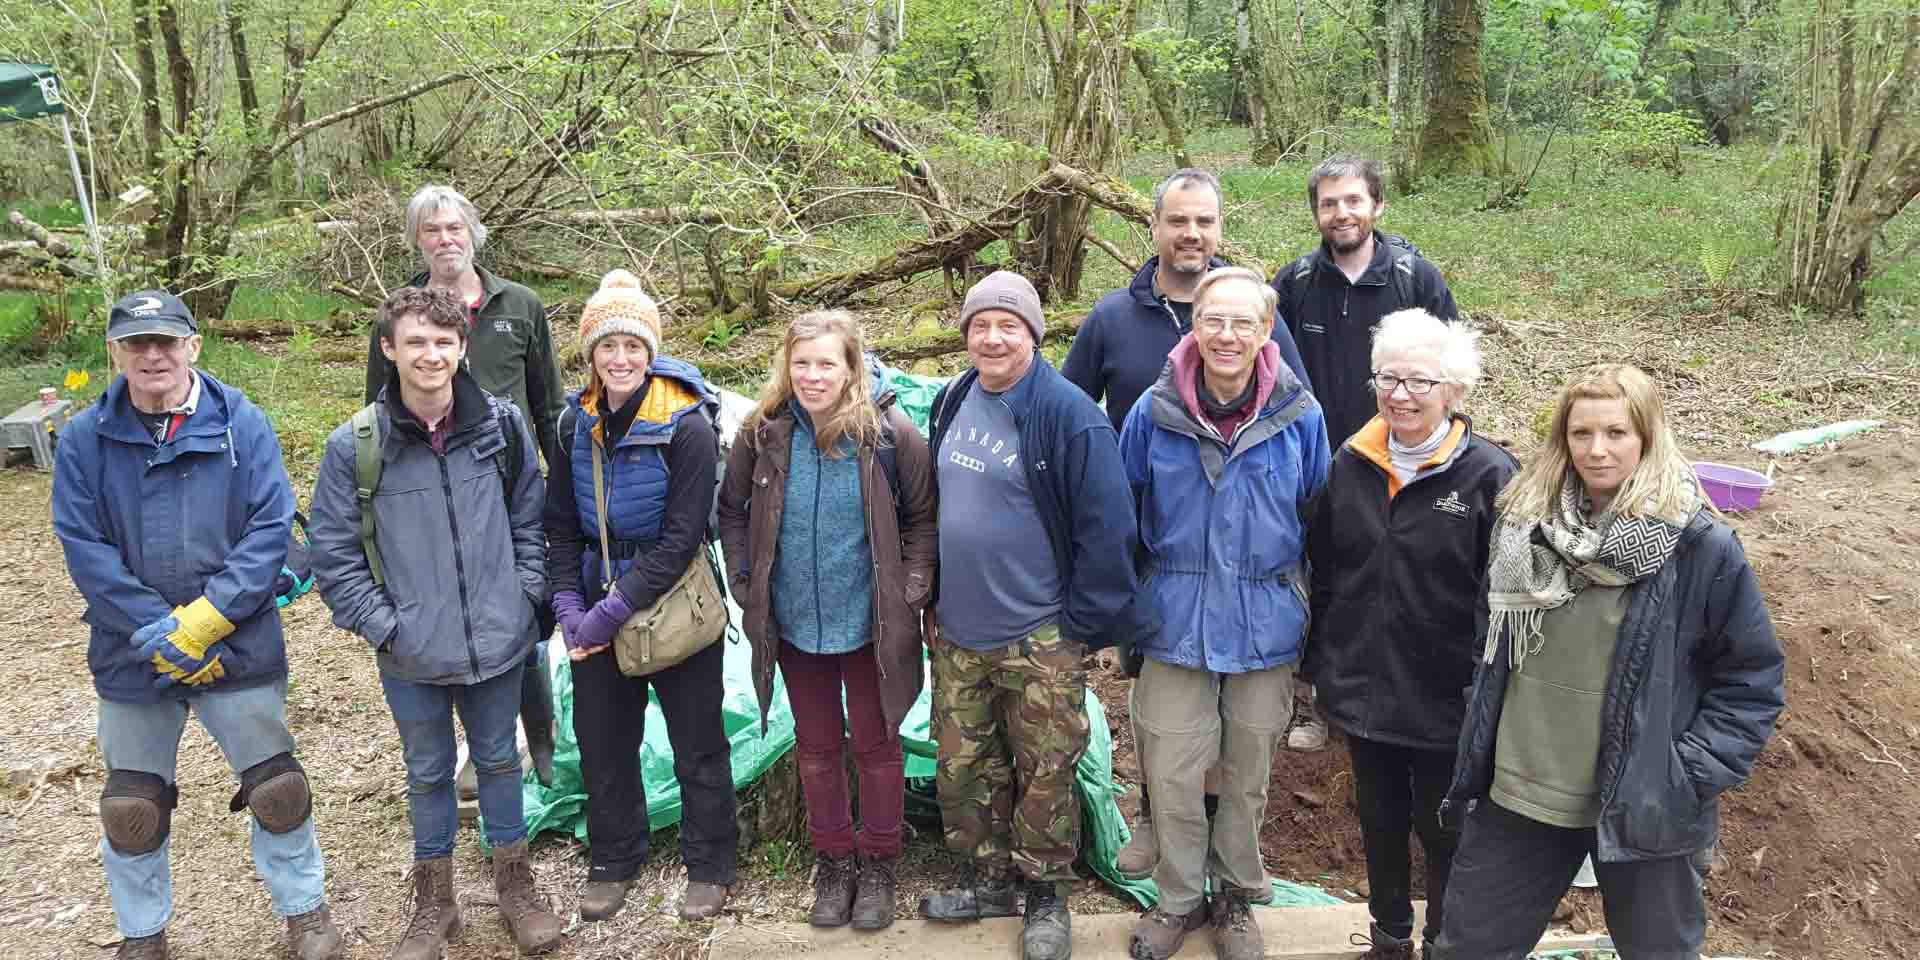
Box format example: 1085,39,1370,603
1432,490,1469,518
1302,322,1326,335
493,319,513,333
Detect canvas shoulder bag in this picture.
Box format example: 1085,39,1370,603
592,438,727,676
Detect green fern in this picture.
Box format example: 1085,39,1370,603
1699,240,1736,288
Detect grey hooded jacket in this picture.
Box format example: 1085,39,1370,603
309,369,547,685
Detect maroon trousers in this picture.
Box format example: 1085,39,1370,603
778,642,906,859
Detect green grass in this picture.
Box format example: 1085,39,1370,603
0,198,85,237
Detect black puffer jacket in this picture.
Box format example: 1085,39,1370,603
1440,509,1786,863
1303,416,1516,751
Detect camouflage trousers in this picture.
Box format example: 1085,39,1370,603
931,625,1091,883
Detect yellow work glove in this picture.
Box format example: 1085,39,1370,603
142,597,236,689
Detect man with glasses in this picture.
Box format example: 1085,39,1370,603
53,290,342,960
1269,154,1456,753
1117,267,1329,960
1064,168,1313,878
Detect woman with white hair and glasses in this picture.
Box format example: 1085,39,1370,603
1302,309,1516,958
1429,363,1785,960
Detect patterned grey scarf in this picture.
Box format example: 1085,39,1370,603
1484,472,1692,668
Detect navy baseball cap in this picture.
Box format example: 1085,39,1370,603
108,290,198,340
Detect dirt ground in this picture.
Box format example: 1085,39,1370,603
1100,434,1920,960
2,412,1915,959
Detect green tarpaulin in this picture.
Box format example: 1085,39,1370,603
0,63,67,122
516,368,1341,910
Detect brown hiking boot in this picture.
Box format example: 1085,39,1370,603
1208,887,1264,960
578,879,632,922
492,840,562,954
1128,903,1206,960
393,857,462,960
117,930,168,960
1351,922,1414,959
850,855,898,930
808,854,857,927
679,880,733,921
1115,816,1158,881
287,902,344,960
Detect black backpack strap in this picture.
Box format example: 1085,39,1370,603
489,397,528,504
1285,254,1314,326
1388,245,1418,310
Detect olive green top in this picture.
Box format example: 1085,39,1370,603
1490,584,1629,829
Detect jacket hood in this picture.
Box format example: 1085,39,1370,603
98,368,239,446
376,367,495,436
1167,336,1284,429
1128,255,1234,309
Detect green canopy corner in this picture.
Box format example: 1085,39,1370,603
0,63,68,123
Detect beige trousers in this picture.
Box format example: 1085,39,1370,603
1134,657,1295,913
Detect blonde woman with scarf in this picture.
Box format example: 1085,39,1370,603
1429,364,1784,960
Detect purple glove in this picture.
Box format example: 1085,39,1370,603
571,588,636,653
552,591,589,648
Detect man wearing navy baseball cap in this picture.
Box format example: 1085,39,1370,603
52,290,343,960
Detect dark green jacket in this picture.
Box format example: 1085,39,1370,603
364,264,564,469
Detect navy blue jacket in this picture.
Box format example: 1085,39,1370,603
1065,257,1313,435
54,371,294,703
928,356,1157,652
1441,510,1786,862
1272,233,1456,448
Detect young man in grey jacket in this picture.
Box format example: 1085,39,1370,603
309,287,562,958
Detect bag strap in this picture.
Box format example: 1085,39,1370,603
591,436,614,589
351,403,386,586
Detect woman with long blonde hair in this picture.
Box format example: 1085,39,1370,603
717,309,938,931
1431,364,1785,960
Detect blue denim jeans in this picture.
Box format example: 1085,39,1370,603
380,663,527,860
96,680,328,938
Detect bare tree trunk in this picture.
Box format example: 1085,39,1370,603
1415,0,1495,179
1779,1,1919,314
1131,46,1193,168
1020,0,1136,302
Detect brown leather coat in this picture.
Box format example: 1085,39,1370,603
716,397,938,732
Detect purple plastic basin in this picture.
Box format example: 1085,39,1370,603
1695,462,1773,512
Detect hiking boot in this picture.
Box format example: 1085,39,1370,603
1285,692,1328,752
117,931,168,960
1208,887,1264,960
492,840,562,954
1351,922,1413,959
808,854,858,928
680,880,733,921
393,857,462,960
1127,903,1206,960
521,664,557,788
577,879,631,922
1021,879,1073,960
287,902,344,960
850,855,899,930
919,862,1019,921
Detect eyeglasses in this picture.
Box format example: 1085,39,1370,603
1370,372,1448,395
1195,314,1265,337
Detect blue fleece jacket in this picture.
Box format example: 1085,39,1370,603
773,403,875,654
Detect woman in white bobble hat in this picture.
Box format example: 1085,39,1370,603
542,270,739,923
